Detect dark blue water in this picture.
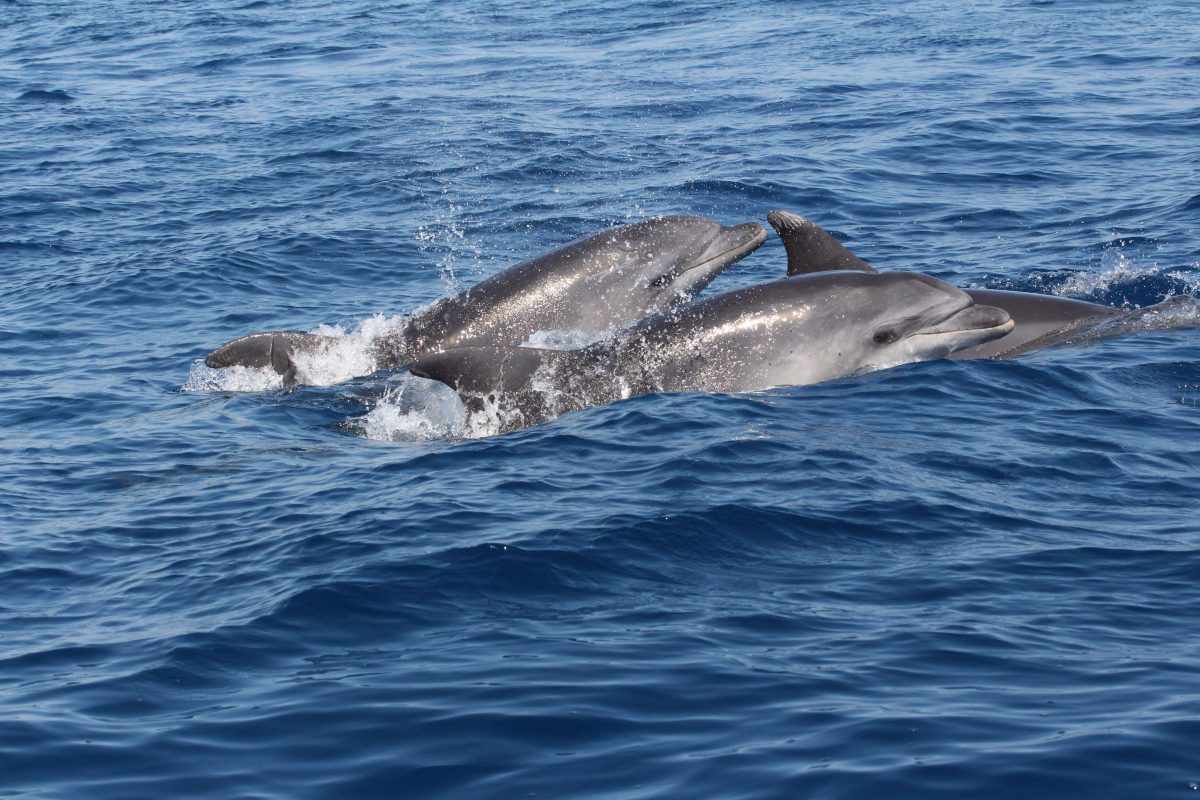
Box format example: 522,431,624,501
4,1,1200,796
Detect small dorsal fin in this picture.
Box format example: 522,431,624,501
767,210,877,276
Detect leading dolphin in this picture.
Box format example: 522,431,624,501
205,215,768,383
410,271,1014,434
766,209,1196,359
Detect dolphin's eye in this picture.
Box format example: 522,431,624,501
647,274,673,289
872,329,897,345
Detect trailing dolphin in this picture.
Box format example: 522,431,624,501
410,271,1014,434
205,215,768,384
766,209,1198,359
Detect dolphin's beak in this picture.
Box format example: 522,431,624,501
681,221,768,280
926,303,1012,335
922,304,1014,338
649,221,767,291
698,221,768,273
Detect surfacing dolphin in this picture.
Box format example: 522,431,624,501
205,215,768,383
410,271,1014,434
766,209,1197,359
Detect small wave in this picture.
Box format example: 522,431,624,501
17,89,73,104
265,149,368,165
193,56,244,73
0,240,67,253
672,178,780,201
1177,193,1200,213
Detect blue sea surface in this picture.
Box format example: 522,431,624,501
3,1,1200,797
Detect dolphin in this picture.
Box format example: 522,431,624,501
410,271,1014,434
205,215,768,384
766,209,1196,359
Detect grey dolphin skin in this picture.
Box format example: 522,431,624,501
410,271,1014,434
766,209,1195,359
205,215,768,383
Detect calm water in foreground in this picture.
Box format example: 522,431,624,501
3,1,1200,797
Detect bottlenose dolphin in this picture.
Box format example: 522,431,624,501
205,215,768,383
766,209,1196,359
410,271,1014,433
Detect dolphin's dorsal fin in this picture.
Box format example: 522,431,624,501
767,210,877,276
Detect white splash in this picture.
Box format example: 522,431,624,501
461,391,517,440
181,362,284,392
350,374,480,442
355,374,553,442
1055,248,1157,298
296,314,405,385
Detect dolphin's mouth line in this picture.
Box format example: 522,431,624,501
909,318,1016,337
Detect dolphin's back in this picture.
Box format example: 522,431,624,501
952,289,1115,359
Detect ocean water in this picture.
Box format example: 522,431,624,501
3,0,1200,797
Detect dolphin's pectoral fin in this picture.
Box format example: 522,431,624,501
205,331,339,384
411,346,610,432
767,210,878,277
